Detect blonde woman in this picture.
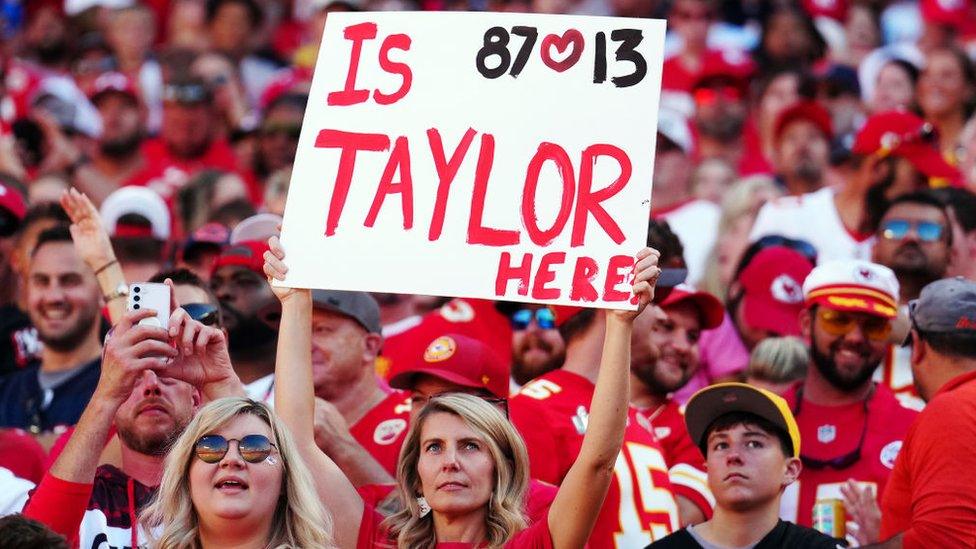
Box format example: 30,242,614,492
746,336,809,394
140,397,334,548
263,236,662,548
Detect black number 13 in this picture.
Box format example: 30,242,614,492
593,29,647,88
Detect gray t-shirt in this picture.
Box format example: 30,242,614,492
686,524,758,549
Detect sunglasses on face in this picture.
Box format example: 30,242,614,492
693,86,741,106
511,308,556,330
817,308,892,341
194,434,278,464
879,219,945,242
181,303,220,327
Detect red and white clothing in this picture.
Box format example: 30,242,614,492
349,390,412,476
778,383,918,528
750,187,875,264
510,370,680,549
357,504,554,548
637,400,713,518
0,466,32,516
881,370,976,548
874,343,925,411
24,465,157,548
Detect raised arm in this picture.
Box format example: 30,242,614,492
263,237,364,548
547,248,661,549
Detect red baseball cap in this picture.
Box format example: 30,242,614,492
659,284,725,330
920,0,970,30
774,101,833,142
852,111,961,181
388,333,509,399
692,51,756,93
0,180,27,222
210,240,269,277
738,247,814,336
89,72,140,104
550,305,586,327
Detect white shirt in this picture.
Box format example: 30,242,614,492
0,467,33,516
750,187,875,264
658,199,721,286
244,373,275,407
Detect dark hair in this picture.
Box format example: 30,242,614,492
917,331,976,360
17,203,70,237
205,0,263,28
755,6,827,69
0,514,69,549
30,225,73,257
557,309,597,344
111,213,166,263
928,47,976,120
877,190,953,245
208,198,257,229
702,411,793,457
752,67,818,106
886,59,920,87
150,268,219,305
931,187,976,233
266,92,309,114
646,219,686,268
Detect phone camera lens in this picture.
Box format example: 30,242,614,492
134,287,141,293
133,304,140,309
133,296,140,302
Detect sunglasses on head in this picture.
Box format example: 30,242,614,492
194,434,277,464
816,308,892,341
880,219,945,243
734,235,818,280
511,307,556,330
181,303,220,327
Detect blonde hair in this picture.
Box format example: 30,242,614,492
699,175,782,298
140,397,334,549
747,336,809,383
382,394,530,549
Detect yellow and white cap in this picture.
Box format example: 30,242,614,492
802,260,899,318
685,382,801,458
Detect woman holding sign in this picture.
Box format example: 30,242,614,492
263,235,662,548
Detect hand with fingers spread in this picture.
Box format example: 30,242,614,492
610,247,662,322
97,309,178,406
842,479,881,545
263,235,309,303
60,188,115,273
160,279,242,399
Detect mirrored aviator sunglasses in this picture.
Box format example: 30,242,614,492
181,303,220,327
511,307,556,330
880,219,944,243
194,434,276,464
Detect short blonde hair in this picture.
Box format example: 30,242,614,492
747,336,809,383
382,394,530,549
140,397,334,548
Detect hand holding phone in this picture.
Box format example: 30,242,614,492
126,283,171,329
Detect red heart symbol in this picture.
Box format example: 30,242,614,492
540,29,584,73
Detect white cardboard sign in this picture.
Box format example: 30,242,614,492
279,12,666,309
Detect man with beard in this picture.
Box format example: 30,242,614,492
751,111,961,264
210,240,279,402
871,192,951,408
23,291,244,547
689,62,752,169
72,73,147,206
771,101,832,196
631,286,725,526
508,304,566,391
777,260,918,535
0,227,103,439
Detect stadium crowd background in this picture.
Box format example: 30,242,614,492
0,0,975,547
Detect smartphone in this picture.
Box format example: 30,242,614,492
127,283,171,329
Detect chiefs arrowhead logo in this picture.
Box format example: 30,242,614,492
771,275,803,304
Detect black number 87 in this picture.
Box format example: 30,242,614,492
476,26,538,79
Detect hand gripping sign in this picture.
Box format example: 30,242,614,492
278,12,666,309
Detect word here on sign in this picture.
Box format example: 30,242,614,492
279,11,666,309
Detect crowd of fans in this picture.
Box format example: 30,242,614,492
0,0,976,547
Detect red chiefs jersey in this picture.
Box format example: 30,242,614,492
637,400,713,519
874,343,925,411
779,383,918,528
349,390,412,476
510,370,679,549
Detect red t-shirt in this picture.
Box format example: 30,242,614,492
510,370,679,549
349,391,412,477
779,383,918,528
880,370,976,548
357,504,554,548
636,400,712,519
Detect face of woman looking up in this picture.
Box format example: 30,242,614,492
189,414,284,527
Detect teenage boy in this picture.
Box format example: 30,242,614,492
648,383,845,548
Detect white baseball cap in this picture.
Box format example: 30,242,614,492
802,260,900,318
99,187,171,241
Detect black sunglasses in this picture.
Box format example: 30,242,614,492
181,303,220,327
194,434,278,464
793,385,873,470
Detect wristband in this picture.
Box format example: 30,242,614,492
94,259,119,276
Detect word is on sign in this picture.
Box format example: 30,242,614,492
279,12,666,309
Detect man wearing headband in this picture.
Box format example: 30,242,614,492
647,383,842,548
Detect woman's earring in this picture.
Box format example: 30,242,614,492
416,496,431,518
